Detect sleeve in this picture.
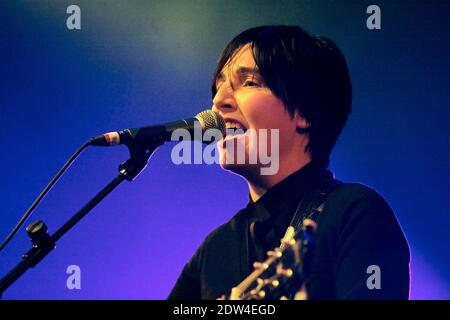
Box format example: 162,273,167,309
332,186,411,299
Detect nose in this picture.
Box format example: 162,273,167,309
212,82,237,115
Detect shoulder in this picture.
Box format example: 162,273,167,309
203,208,247,244
327,182,391,210
311,182,410,299
319,182,410,256
191,208,248,260
318,181,408,243
323,182,399,225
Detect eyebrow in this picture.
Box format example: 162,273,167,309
216,66,261,85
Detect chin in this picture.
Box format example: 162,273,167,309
217,137,263,177
219,157,261,179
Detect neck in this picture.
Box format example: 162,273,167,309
247,154,312,202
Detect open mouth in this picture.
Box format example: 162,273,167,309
224,120,248,137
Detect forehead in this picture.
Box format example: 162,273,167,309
221,43,257,73
215,44,259,85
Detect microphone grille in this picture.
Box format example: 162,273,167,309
195,110,225,136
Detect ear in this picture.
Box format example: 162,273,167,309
294,111,311,132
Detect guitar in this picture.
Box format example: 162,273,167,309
226,219,317,300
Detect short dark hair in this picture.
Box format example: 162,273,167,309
211,25,352,166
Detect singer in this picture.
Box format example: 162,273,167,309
168,25,410,300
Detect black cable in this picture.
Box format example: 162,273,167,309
0,139,93,252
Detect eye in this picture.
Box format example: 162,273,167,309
243,79,260,87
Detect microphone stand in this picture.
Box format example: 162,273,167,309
0,140,162,298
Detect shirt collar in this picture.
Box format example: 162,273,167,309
247,160,330,224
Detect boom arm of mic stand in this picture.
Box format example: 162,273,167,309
0,141,162,298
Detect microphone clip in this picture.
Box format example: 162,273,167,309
119,139,163,181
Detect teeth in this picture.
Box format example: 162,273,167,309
225,121,246,130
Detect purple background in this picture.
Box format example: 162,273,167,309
0,0,449,299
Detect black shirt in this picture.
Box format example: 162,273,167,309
168,162,410,299
246,161,335,270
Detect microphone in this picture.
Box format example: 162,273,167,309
90,110,225,147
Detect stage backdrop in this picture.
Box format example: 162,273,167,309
0,0,448,299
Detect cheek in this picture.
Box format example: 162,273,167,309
237,91,293,130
